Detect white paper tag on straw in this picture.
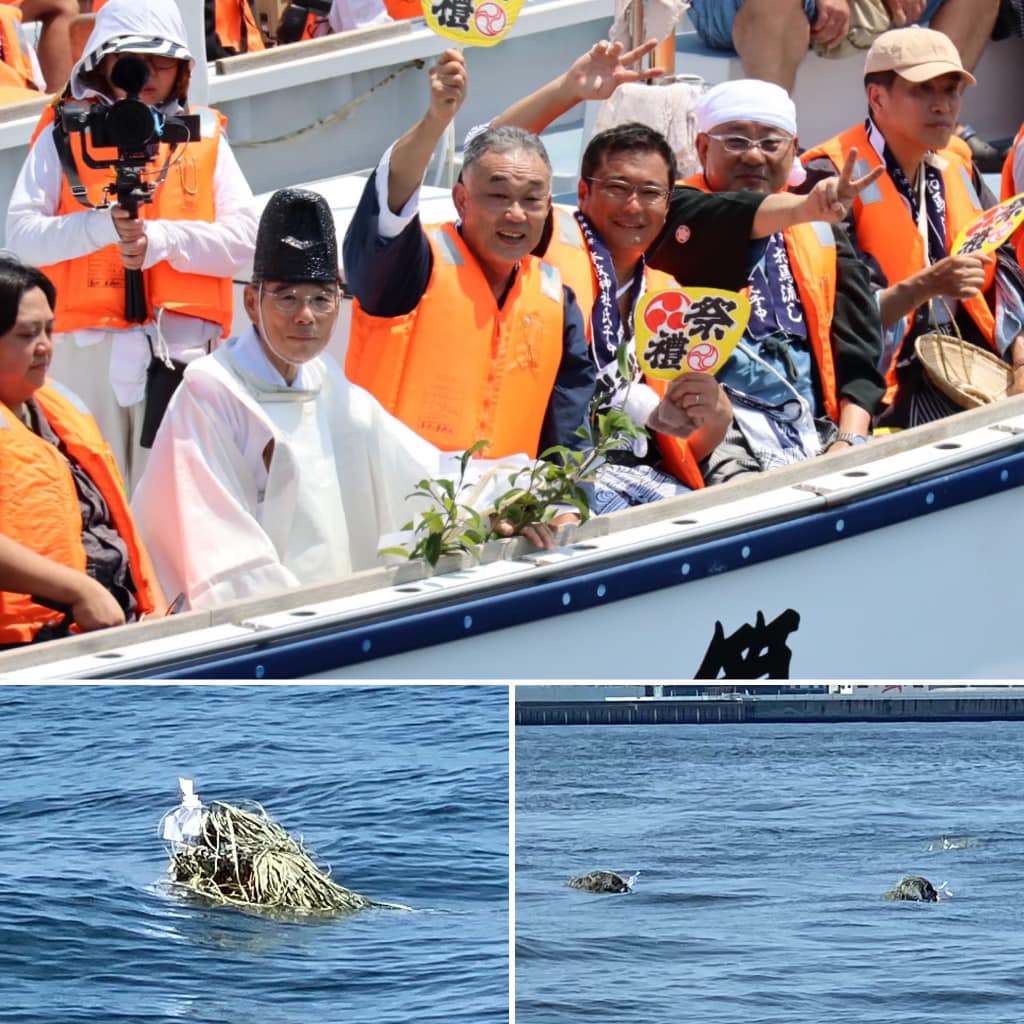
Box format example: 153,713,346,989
161,777,204,842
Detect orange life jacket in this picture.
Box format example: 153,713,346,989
32,101,234,338
276,4,330,43
802,124,996,398
1001,123,1024,269
0,4,36,93
298,12,324,40
347,222,565,458
215,0,266,53
0,382,157,644
541,206,704,490
384,0,422,18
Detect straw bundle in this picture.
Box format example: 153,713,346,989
167,801,371,915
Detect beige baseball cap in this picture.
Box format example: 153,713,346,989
864,27,976,86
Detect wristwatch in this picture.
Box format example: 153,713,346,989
833,432,869,446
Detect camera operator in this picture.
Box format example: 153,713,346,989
6,0,257,492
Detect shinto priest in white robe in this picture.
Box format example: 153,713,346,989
132,325,460,609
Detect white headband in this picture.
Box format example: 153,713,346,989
695,79,798,137
696,79,805,186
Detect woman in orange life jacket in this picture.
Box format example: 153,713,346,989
0,256,164,648
5,0,257,494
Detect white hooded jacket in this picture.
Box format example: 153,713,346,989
5,0,256,402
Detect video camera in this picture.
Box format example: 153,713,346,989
60,54,200,213
59,54,202,322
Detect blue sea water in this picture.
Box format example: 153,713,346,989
0,684,508,1024
516,719,1024,1024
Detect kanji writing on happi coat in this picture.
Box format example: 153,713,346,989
422,0,524,45
635,288,750,381
953,193,1024,257
771,245,801,325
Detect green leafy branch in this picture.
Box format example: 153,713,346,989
382,344,647,567
378,440,491,566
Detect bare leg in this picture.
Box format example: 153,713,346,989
19,0,79,92
732,0,810,93
929,0,999,71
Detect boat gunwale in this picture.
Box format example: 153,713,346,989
96,441,1024,679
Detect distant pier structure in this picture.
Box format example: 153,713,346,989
515,686,1024,726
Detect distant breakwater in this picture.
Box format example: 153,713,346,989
515,696,1024,726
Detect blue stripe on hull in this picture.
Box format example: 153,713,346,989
151,447,1024,680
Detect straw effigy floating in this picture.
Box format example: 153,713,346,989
161,781,372,916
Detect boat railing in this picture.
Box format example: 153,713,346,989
211,20,419,78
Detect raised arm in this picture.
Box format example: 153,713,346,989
752,148,885,237
492,39,662,136
387,48,468,214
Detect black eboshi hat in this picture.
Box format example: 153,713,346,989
252,187,339,284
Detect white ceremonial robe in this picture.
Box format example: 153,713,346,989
131,327,445,609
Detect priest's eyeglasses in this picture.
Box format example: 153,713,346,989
584,178,671,205
705,133,794,156
264,287,340,315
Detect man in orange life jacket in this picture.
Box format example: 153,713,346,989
342,47,591,465
494,40,886,487
802,27,1024,428
489,40,732,508
6,0,257,493
650,78,886,483
0,256,163,647
343,48,706,482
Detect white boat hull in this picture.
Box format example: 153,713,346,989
3,396,1023,680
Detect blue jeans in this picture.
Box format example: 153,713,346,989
688,0,947,52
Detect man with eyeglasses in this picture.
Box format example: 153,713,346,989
132,188,459,609
802,27,1024,428
495,49,735,505
647,78,887,482
494,42,884,490
6,0,257,494
343,48,602,470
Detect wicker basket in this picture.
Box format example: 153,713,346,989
915,331,1011,409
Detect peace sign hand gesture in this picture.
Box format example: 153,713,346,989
805,147,884,223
